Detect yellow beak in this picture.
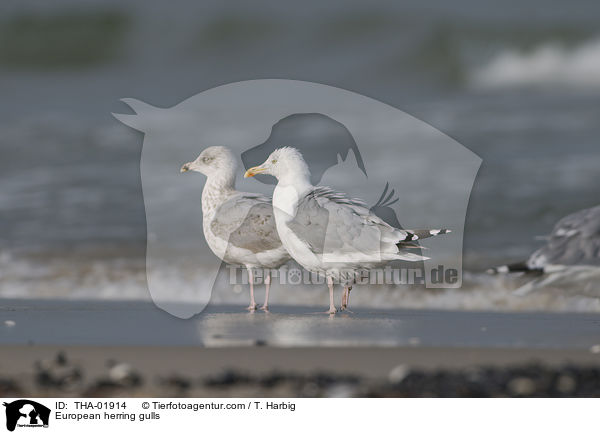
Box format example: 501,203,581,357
244,166,266,178
180,162,191,173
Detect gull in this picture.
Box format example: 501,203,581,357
181,146,290,310
488,205,600,294
244,147,450,314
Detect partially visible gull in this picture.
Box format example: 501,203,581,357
244,147,450,314
181,146,290,310
490,205,600,273
488,205,600,295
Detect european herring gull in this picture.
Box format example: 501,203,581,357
181,146,290,310
490,204,600,274
489,205,600,294
244,147,450,314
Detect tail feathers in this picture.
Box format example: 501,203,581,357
487,262,543,275
395,229,449,260
400,229,451,242
397,252,430,262
397,242,428,250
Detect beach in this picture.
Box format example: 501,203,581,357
3,300,600,397
4,345,600,397
4,299,600,348
1,0,600,400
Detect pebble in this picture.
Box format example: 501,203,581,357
556,375,576,394
7,351,600,397
508,377,536,396
589,344,600,354
388,364,410,384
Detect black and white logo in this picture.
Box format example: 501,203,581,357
3,400,50,432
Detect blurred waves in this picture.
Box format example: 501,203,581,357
0,0,599,309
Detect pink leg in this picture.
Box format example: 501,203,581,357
246,268,257,311
260,272,271,311
347,286,352,308
341,285,352,310
325,276,337,315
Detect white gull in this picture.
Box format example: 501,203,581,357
181,146,290,310
245,147,450,314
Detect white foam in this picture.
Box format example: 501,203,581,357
3,250,600,313
471,38,600,89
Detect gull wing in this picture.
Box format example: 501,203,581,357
210,194,283,253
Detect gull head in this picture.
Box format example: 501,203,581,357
180,146,237,177
244,147,310,182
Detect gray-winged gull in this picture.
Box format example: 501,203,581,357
244,147,450,314
489,205,600,294
490,205,600,273
181,146,290,310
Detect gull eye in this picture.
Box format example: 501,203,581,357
202,156,212,163
271,159,277,164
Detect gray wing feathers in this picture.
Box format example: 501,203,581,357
287,187,412,256
211,195,282,253
528,205,600,268
310,186,367,208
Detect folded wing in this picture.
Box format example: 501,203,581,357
528,205,600,269
211,194,283,253
287,187,447,263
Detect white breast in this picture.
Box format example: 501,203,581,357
272,185,324,274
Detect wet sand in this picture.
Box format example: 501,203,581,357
2,299,600,348
3,299,600,396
